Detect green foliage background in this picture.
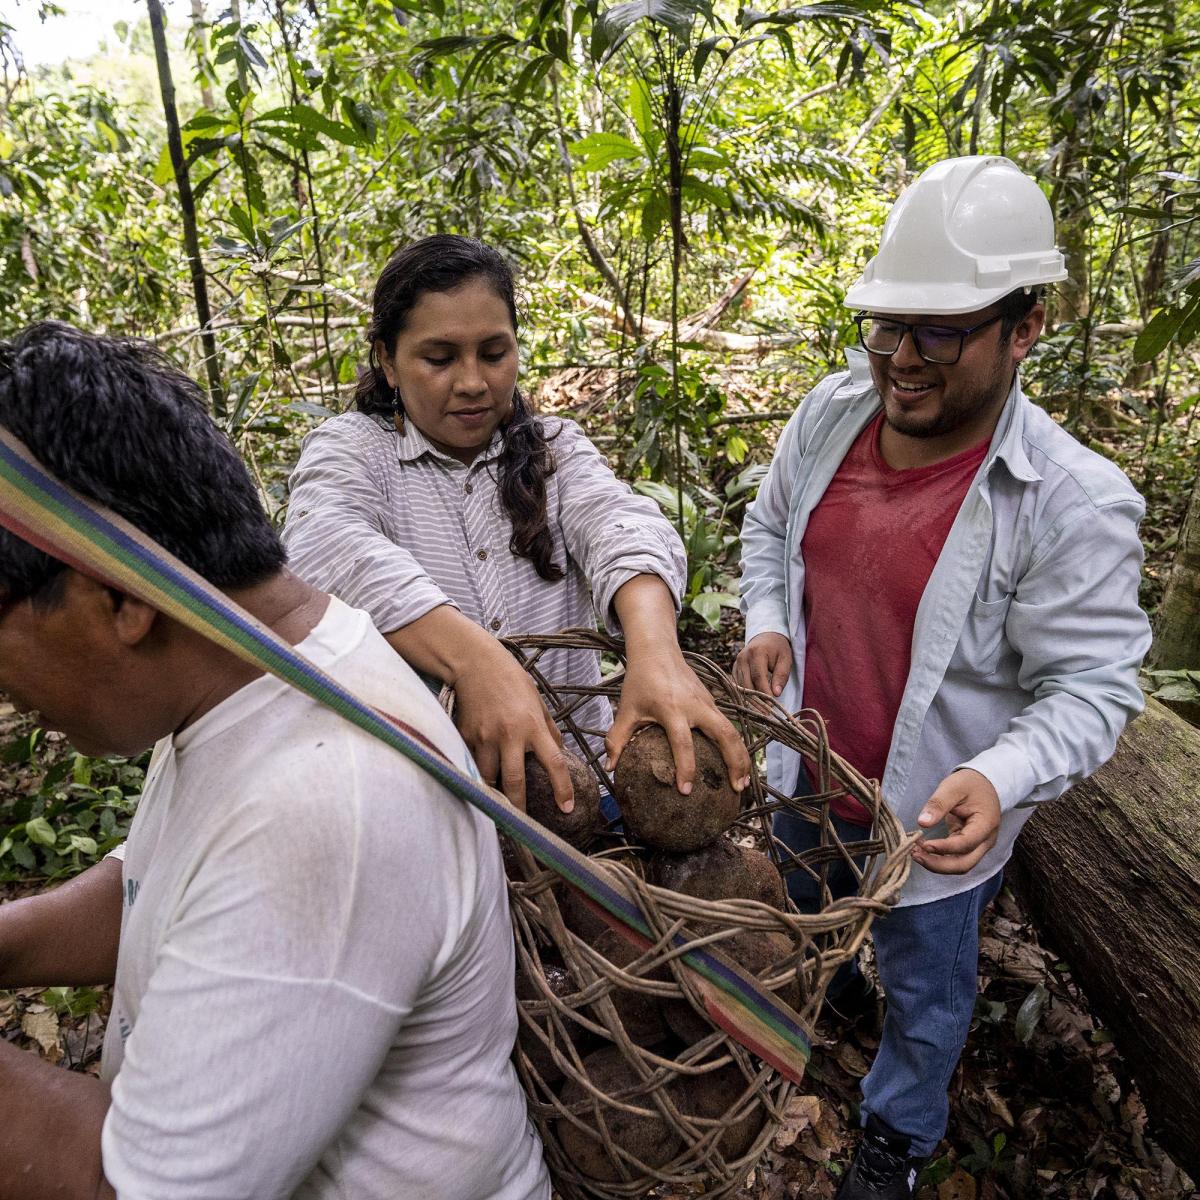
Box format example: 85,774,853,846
1,0,1198,878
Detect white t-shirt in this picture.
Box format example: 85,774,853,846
99,597,549,1200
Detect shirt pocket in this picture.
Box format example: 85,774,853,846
950,592,1015,679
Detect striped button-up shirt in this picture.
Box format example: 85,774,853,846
282,411,687,753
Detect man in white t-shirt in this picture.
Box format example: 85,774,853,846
0,322,549,1200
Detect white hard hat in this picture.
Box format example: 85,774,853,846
844,156,1068,316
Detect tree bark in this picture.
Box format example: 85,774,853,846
1009,698,1200,1182
188,0,215,110
1150,467,1200,672
146,0,225,417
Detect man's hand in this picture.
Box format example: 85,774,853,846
913,768,1001,875
732,631,794,698
607,649,752,795
384,605,573,814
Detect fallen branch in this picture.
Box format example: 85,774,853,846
682,267,757,334
577,291,806,354
154,315,363,344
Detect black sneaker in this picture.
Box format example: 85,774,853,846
820,970,878,1024
836,1116,925,1199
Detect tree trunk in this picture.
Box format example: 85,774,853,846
188,0,215,110
1008,698,1200,1182
1150,467,1200,672
146,0,225,417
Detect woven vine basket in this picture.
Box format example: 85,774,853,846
448,629,913,1199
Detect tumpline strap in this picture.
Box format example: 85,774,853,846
0,426,810,1081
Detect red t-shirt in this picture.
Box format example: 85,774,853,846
801,412,989,824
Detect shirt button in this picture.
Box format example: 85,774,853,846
476,548,488,560
490,618,502,631
464,482,473,494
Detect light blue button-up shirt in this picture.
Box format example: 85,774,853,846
740,350,1152,907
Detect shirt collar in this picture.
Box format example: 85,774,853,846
394,419,505,468
987,374,1041,483
845,346,874,390
843,347,1040,483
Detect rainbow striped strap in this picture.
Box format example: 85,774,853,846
0,425,810,1080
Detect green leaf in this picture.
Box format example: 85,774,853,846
0,835,12,858
237,32,269,74
228,202,257,245
1014,983,1049,1044
68,834,98,856
260,124,322,154
690,590,738,629
513,53,556,98
1152,680,1200,702
633,478,698,525
686,145,731,169
629,76,654,140
1133,306,1186,363
592,0,707,62
152,142,175,187
254,104,365,147
340,98,378,144
1115,203,1172,219
1176,293,1200,347
568,131,643,171
25,816,57,848
641,190,669,240
182,112,229,132
726,463,768,498
681,174,729,208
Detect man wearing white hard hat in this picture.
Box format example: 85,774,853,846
735,156,1151,1198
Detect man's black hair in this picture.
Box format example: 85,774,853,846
0,322,285,605
999,287,1041,339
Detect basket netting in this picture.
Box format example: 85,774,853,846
464,630,914,1199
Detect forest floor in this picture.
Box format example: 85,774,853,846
731,887,1197,1200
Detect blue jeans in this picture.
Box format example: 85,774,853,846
774,802,876,998
775,783,1003,1157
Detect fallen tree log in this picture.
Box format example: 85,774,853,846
576,290,807,354
1009,697,1200,1182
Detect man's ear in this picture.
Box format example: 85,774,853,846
1011,302,1046,365
104,587,158,647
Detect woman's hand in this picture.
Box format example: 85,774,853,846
608,648,752,794
384,605,574,813
453,638,575,813
608,576,751,794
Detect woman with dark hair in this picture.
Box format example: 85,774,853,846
283,235,750,812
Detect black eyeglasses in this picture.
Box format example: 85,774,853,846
855,312,1004,365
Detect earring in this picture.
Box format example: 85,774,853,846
392,385,405,436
